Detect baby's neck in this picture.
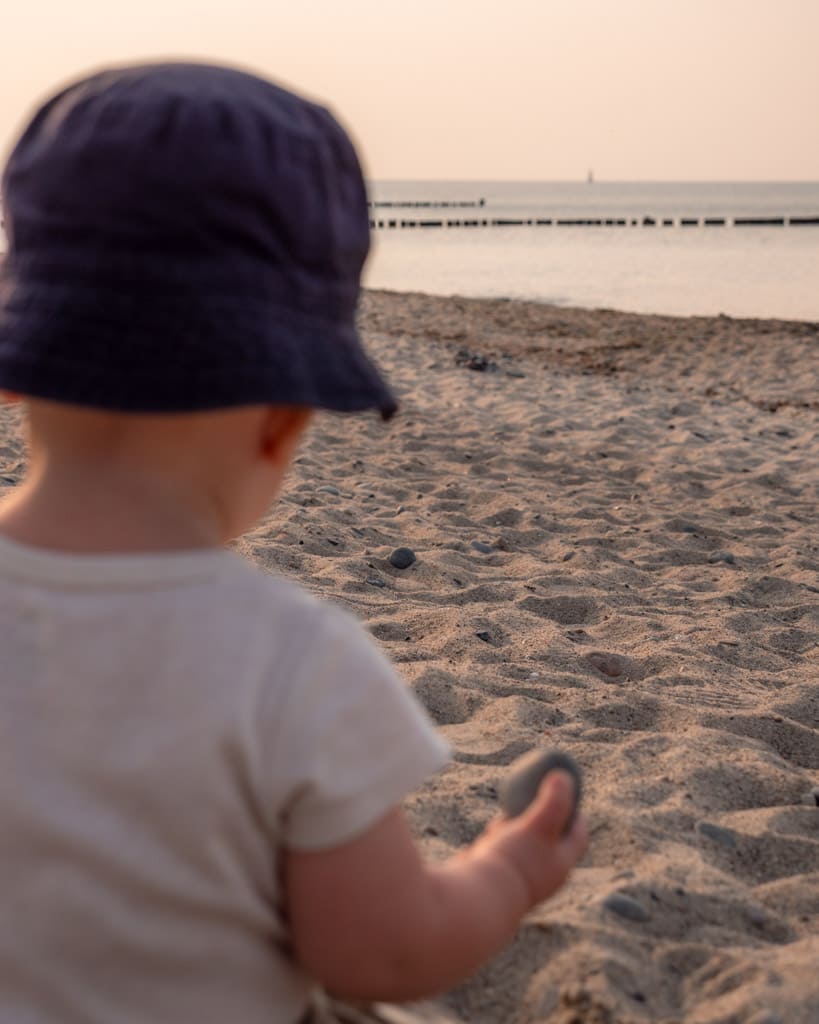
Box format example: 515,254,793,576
0,461,225,554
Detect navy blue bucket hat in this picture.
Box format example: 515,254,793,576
0,62,397,418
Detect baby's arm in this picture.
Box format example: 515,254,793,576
284,771,587,1002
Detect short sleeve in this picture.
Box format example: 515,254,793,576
267,605,450,851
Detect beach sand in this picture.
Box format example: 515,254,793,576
2,290,817,1022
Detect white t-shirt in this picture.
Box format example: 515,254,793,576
0,536,449,1024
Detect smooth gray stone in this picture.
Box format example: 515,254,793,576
317,485,340,496
603,893,650,923
389,547,416,569
499,750,582,829
365,577,386,588
471,541,494,554
708,550,736,564
746,904,768,927
697,822,737,847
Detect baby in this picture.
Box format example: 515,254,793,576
0,63,587,1024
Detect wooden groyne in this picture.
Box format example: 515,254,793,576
368,198,486,209
369,213,819,229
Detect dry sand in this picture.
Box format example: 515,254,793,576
263,292,818,1024
2,290,817,1023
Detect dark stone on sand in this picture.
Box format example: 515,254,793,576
317,485,340,496
697,822,737,847
603,893,650,923
746,904,768,927
475,631,492,643
366,577,386,588
455,349,498,372
389,547,416,569
708,550,736,564
811,787,819,807
566,629,590,643
471,541,494,554
562,551,576,561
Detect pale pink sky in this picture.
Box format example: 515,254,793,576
2,0,817,180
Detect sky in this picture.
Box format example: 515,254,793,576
1,0,817,181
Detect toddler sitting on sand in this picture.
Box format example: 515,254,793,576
0,63,587,1023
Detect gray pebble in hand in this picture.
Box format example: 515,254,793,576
499,750,583,834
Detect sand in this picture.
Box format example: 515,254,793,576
2,290,817,1022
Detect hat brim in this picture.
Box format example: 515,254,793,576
0,280,398,419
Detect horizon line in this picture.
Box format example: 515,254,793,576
367,177,819,185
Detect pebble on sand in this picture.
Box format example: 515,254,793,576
389,547,417,569
708,550,736,564
471,541,494,554
746,904,769,928
603,892,650,923
455,349,498,373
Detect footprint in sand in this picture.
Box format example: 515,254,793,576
518,595,600,625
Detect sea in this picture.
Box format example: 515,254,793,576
364,181,819,321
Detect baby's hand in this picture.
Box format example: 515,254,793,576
468,771,588,908
285,766,587,1000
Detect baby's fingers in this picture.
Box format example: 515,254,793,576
560,810,590,866
521,771,581,843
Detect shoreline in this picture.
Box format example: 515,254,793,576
359,289,819,417
363,286,819,330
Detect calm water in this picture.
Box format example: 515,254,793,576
365,181,819,321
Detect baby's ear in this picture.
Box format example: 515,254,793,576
259,406,312,465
